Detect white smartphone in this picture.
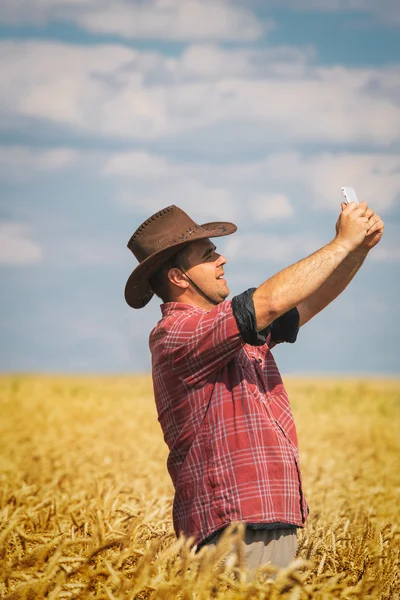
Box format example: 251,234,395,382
341,186,359,205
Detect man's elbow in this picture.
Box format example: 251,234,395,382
297,301,315,328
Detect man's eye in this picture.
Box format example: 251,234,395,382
204,248,216,260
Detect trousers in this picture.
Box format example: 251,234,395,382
201,526,297,575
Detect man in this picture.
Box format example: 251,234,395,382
124,201,384,572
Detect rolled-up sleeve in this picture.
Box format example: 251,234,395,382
165,300,244,387
232,288,299,347
271,306,299,344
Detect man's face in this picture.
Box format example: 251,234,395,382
183,238,229,305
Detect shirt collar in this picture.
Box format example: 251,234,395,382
161,301,206,317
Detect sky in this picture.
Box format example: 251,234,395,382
0,0,399,376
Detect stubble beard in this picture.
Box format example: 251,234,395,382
216,280,230,302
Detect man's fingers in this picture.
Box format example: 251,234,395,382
343,201,359,212
365,207,375,219
354,203,370,217
346,204,369,218
367,218,384,235
343,200,371,216
367,222,383,236
344,202,360,213
367,214,379,229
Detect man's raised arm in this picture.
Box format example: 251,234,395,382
252,201,373,332
296,202,384,327
296,248,368,328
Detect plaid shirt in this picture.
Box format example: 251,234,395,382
149,296,309,546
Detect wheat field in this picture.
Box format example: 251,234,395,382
0,375,399,599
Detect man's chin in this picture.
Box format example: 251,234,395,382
220,284,230,300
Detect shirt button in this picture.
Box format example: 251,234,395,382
256,358,262,364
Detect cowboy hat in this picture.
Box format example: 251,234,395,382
124,205,237,308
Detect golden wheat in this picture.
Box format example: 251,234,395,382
0,375,399,599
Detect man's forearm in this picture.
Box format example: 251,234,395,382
253,239,353,331
297,248,369,327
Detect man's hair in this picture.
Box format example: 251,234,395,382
149,246,190,303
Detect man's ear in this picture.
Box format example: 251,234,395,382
168,267,189,290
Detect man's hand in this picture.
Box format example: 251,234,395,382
362,208,384,251
334,201,370,253
337,202,384,252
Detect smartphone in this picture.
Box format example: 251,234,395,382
341,187,359,205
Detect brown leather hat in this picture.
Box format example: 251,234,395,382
124,205,237,308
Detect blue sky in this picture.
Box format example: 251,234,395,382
1,0,399,375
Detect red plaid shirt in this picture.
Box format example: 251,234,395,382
149,299,309,546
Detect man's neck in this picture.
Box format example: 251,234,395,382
171,292,221,311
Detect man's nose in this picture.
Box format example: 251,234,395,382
216,254,227,266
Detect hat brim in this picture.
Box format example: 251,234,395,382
124,220,237,309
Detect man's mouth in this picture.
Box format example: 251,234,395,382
217,273,225,280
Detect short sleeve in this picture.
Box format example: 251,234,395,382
232,288,299,346
164,300,244,387
231,288,271,346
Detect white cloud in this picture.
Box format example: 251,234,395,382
223,227,400,266
0,145,397,235
103,149,400,214
212,68,400,146
245,152,400,213
102,152,293,222
1,40,399,146
304,153,400,213
102,151,170,178
44,238,127,268
116,179,238,222
175,43,316,81
251,194,294,220
370,246,400,262
0,42,137,131
223,233,322,263
0,146,78,181
0,0,265,41
0,146,398,274
0,223,43,265
366,223,400,263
